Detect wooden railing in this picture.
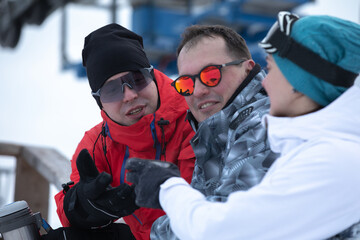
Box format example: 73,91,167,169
0,142,71,221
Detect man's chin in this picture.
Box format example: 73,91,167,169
195,108,222,123
193,112,212,123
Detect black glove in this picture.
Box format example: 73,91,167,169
63,149,139,229
125,158,180,209
41,223,136,240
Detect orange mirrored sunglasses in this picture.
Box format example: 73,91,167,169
171,59,246,96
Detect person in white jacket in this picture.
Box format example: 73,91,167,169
126,12,360,240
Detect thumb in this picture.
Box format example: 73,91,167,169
84,172,112,199
125,158,147,185
76,149,99,182
125,158,148,172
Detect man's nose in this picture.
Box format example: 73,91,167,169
192,78,210,97
122,84,138,102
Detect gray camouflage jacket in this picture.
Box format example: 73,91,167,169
150,65,277,240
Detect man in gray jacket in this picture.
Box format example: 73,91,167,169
138,25,277,239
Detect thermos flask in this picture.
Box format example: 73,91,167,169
0,201,42,240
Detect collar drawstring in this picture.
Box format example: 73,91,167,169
157,118,169,160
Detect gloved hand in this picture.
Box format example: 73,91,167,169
125,158,180,209
63,149,139,229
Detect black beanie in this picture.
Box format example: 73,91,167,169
82,23,151,93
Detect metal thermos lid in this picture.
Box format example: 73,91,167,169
0,201,41,234
0,201,29,218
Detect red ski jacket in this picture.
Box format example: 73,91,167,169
55,69,195,240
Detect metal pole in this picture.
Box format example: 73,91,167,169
111,0,117,23
60,5,68,69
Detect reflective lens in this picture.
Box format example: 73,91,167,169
200,66,221,87
93,67,153,103
173,76,195,96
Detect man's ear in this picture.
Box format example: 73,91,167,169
245,59,255,74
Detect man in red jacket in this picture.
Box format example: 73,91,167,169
48,24,195,240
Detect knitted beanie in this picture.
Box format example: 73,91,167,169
273,15,360,106
82,23,151,94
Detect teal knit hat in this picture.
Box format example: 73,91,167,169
261,13,360,106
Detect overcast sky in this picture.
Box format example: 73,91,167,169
0,0,359,229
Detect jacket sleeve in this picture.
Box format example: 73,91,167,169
159,139,360,240
54,127,106,227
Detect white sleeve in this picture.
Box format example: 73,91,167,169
159,142,360,240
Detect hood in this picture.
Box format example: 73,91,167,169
101,69,188,151
263,85,360,155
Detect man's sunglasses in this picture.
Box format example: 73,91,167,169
171,59,246,96
92,66,153,103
